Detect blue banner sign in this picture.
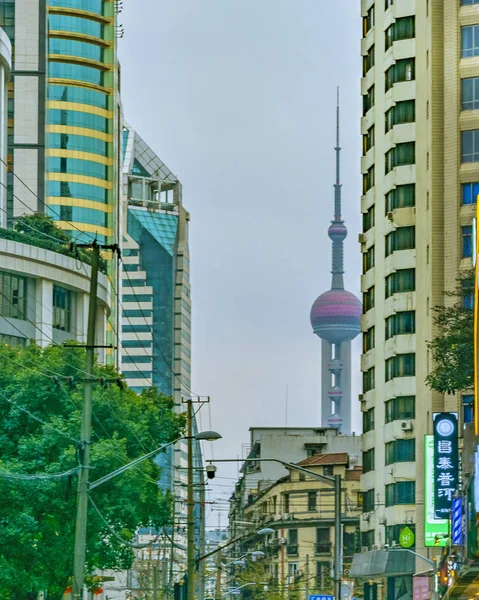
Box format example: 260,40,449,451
433,412,459,519
309,596,334,600
452,496,463,545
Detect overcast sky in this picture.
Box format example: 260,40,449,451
119,0,362,526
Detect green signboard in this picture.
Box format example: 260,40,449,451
425,435,448,546
399,526,415,548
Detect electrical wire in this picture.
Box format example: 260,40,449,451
0,466,79,480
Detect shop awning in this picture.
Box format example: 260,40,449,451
350,549,416,577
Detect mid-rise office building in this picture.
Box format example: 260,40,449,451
355,0,476,594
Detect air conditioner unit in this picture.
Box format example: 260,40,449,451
358,233,366,244
401,420,413,432
278,537,287,545
387,211,394,221
361,546,369,553
281,513,290,521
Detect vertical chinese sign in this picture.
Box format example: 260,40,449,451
433,413,459,519
424,435,448,546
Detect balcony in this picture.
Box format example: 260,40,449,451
286,544,299,556
316,542,332,555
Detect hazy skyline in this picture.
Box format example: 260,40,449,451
119,0,362,525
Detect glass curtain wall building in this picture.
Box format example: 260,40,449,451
121,122,198,583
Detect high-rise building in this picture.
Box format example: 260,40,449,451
310,93,362,435
353,0,475,589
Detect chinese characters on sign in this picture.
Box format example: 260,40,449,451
424,436,448,546
413,577,430,600
433,413,458,519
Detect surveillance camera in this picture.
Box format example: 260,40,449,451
384,544,389,550
206,465,217,480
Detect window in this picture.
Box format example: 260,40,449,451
316,528,331,554
385,100,416,132
363,85,375,116
363,205,375,231
462,183,479,205
385,396,416,423
363,5,374,36
363,45,375,76
288,562,299,577
363,368,375,393
385,269,415,298
462,225,473,257
363,326,375,352
363,408,375,432
363,448,375,473
385,311,416,339
385,143,415,173
363,246,375,272
288,528,298,545
363,166,375,193
385,226,415,256
385,353,416,381
363,286,375,312
316,561,331,588
362,489,375,513
385,59,415,91
386,184,415,212
385,481,415,506
363,125,375,155
463,394,474,427
463,280,474,309
462,130,479,162
53,286,72,332
385,0,394,7
462,78,479,111
462,25,479,58
385,439,416,465
385,16,415,50
0,271,27,320
0,334,26,347
284,494,290,513
308,492,317,512
323,465,334,476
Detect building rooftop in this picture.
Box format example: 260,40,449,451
297,452,349,467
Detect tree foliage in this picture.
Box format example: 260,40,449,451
0,343,185,599
426,272,474,394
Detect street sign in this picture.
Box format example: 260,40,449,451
309,596,334,600
424,436,448,546
399,526,415,549
433,413,459,519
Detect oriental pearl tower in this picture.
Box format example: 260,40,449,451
310,90,362,435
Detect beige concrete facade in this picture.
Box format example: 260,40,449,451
359,0,476,573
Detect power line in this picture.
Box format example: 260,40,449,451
0,467,79,481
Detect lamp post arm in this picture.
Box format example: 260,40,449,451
197,533,252,565
90,437,183,490
388,548,435,567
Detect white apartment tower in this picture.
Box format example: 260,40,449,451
357,0,476,589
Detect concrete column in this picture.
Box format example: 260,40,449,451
35,279,52,347
321,339,332,428
340,341,352,436
75,292,88,345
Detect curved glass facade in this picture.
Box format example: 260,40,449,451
48,108,108,132
49,39,103,62
47,205,109,228
48,84,108,109
47,157,108,180
47,180,108,203
49,0,103,14
48,132,107,156
49,15,102,38
50,61,104,86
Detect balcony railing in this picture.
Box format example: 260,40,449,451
286,544,299,556
316,542,332,554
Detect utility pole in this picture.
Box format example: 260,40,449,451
153,565,158,600
187,399,195,600
199,481,206,600
334,474,342,600
72,242,100,600
305,554,310,600
215,548,222,600
71,241,118,600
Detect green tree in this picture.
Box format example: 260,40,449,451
0,343,185,600
14,212,71,243
426,271,474,394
